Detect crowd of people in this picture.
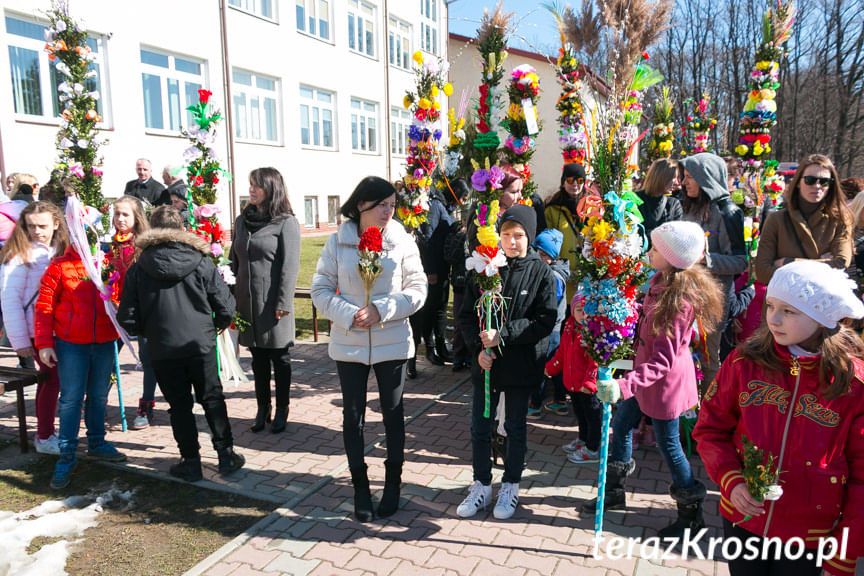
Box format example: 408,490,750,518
2,151,864,574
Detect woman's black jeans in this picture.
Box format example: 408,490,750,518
250,346,292,408
336,359,406,471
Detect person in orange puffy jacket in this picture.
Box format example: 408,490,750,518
694,260,864,576
35,218,125,490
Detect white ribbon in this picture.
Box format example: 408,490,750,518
217,330,248,387
64,196,138,364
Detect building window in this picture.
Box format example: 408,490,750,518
347,0,376,58
299,85,335,149
232,69,280,143
390,107,411,156
388,17,411,70
6,15,108,122
304,196,319,228
296,0,330,41
228,0,275,19
140,48,205,132
419,0,438,55
350,98,378,153
327,195,340,225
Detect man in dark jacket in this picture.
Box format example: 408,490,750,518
117,206,243,481
123,158,165,205
159,164,187,208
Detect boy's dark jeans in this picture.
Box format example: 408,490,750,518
152,348,234,459
470,376,531,485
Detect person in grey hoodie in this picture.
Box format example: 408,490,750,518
678,153,747,394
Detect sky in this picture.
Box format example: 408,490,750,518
446,0,565,55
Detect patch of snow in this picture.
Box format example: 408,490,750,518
0,487,135,576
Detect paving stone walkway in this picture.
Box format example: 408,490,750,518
1,341,861,576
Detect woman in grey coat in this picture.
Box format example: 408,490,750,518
230,168,301,433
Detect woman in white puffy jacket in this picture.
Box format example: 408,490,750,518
0,201,69,453
311,176,426,522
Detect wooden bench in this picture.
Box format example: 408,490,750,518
0,366,46,454
295,287,330,343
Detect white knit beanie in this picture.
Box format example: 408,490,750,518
766,260,864,328
650,221,706,270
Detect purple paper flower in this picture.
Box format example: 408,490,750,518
471,169,490,191
489,165,505,189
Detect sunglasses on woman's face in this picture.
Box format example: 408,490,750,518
802,175,833,187
564,177,584,185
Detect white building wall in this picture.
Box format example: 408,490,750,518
0,0,448,233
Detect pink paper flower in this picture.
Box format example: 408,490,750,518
211,243,224,257
193,203,221,219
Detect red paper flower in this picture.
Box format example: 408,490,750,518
358,226,383,252
198,89,212,104
641,52,650,60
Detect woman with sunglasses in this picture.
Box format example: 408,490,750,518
545,163,589,302
754,154,853,284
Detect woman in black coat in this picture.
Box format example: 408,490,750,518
636,158,683,247
230,168,301,433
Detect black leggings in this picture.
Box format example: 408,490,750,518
723,519,822,576
250,346,292,408
336,360,406,470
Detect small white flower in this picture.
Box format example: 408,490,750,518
59,137,74,149
218,265,236,285
76,139,89,148
764,484,783,501
55,62,71,76
73,83,85,94
44,28,56,42
55,19,67,32
183,146,204,162
88,91,100,101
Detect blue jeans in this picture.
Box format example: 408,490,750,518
471,378,531,485
609,396,695,490
55,338,116,456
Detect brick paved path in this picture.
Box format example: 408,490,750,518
2,341,861,576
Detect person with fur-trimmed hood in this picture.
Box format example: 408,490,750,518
117,206,243,482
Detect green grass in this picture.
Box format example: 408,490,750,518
295,235,330,340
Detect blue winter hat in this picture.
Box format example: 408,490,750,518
534,228,564,258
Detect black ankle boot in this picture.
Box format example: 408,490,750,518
377,461,402,518
250,403,271,432
169,456,203,482
580,458,635,515
217,447,245,475
271,405,289,433
350,465,374,522
658,481,707,541
406,357,418,379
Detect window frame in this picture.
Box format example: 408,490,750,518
228,0,277,21
139,47,206,135
231,68,282,145
299,85,336,151
6,13,111,127
388,16,411,70
303,195,319,228
350,97,378,154
327,195,340,225
390,106,411,157
419,0,439,55
347,0,377,59
296,0,332,43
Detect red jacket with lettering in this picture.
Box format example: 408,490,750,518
34,246,118,350
545,315,598,393
693,345,864,575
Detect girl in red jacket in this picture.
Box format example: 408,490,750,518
694,260,864,576
35,205,125,490
545,294,600,463
106,195,156,430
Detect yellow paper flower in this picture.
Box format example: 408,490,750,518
418,98,431,110
591,220,613,242
432,100,440,110
759,89,776,100
431,85,439,98
477,224,499,248
443,83,453,96
412,51,424,65
403,95,412,109
736,144,749,155
756,60,772,70
658,140,673,153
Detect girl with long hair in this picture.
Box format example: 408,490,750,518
694,260,864,575
590,221,724,540
0,202,69,453
231,167,300,434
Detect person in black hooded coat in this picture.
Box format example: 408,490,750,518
118,206,243,482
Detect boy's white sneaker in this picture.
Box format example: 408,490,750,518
456,481,493,518
35,434,60,455
493,482,519,519
562,438,586,454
